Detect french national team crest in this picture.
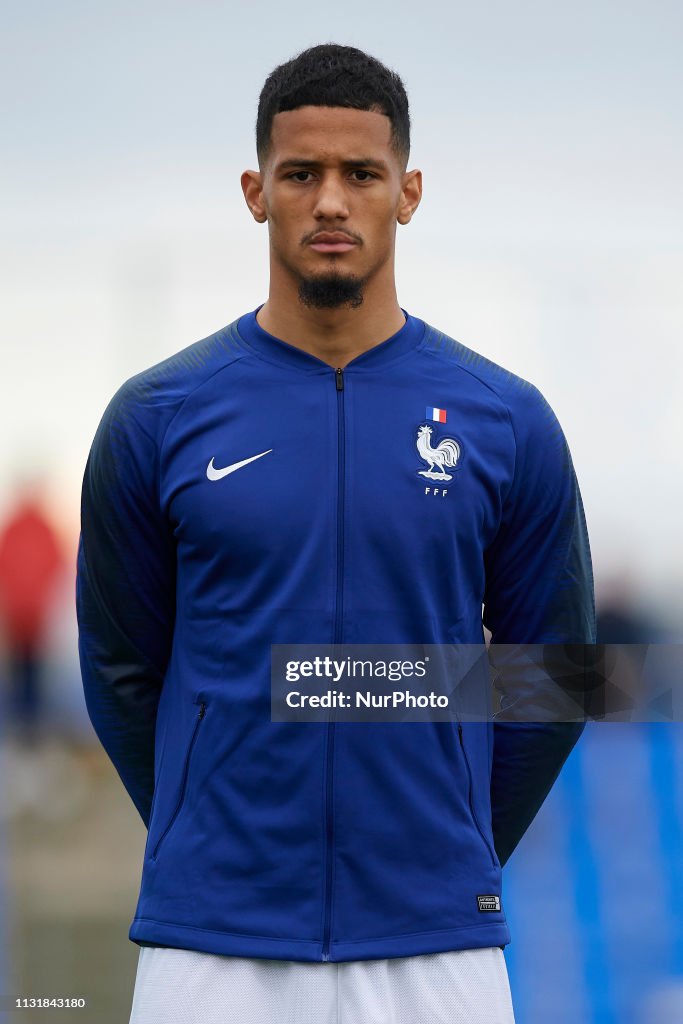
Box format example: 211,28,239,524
416,408,461,483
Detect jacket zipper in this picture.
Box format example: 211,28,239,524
151,701,207,861
322,366,345,961
457,722,497,868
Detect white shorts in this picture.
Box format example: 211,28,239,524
128,944,516,1024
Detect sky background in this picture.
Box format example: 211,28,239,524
2,0,682,622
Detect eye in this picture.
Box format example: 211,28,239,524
286,169,376,183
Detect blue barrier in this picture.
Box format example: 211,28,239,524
505,723,683,1024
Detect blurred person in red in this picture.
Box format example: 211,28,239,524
0,477,66,746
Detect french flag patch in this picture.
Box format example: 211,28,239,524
426,406,447,423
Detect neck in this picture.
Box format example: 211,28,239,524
256,260,406,369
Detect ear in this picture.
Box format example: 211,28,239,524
241,169,268,223
397,168,422,225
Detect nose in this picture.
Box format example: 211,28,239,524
312,173,350,221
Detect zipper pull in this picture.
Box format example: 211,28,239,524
198,702,207,719
335,367,344,391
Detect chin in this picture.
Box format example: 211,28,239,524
297,270,366,311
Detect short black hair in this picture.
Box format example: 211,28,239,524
256,43,410,170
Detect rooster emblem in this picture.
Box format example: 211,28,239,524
416,424,461,481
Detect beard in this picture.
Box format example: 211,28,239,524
297,269,365,310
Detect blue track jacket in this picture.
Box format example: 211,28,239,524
76,307,595,962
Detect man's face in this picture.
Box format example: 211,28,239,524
242,106,421,309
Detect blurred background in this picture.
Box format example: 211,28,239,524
1,0,682,1021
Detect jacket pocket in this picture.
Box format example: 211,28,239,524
456,722,498,868
150,699,207,862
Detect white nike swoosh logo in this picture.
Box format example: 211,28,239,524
206,449,273,481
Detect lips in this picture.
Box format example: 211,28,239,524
309,233,358,253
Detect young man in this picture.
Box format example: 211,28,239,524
77,43,595,1024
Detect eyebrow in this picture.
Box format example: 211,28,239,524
276,157,389,172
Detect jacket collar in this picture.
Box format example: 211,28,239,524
236,304,426,373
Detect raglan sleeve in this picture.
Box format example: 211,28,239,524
483,382,596,866
76,380,176,828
